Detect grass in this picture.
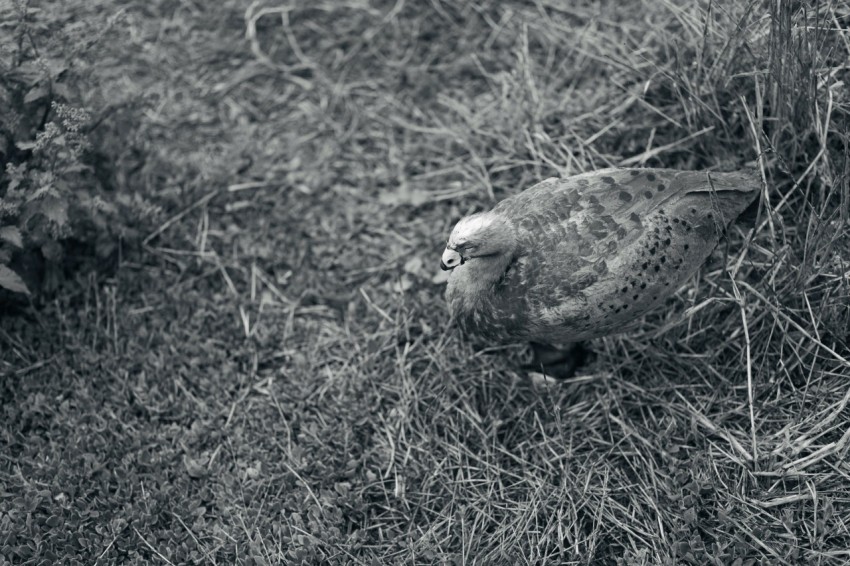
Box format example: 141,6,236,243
1,0,849,564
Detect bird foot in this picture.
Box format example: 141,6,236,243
522,342,591,384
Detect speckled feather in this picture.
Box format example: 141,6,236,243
444,167,760,345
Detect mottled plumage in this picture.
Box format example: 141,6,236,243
441,167,760,345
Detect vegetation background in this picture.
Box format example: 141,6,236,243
1,0,849,564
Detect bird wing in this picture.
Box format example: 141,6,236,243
492,168,759,328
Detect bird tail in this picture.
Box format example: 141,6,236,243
676,169,762,225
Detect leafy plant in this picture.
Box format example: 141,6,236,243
0,0,143,297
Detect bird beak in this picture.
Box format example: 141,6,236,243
441,248,463,271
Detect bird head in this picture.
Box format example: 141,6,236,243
441,213,514,271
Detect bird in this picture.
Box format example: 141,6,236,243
439,167,760,379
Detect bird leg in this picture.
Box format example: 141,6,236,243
523,342,590,381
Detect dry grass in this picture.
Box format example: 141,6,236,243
2,0,849,564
